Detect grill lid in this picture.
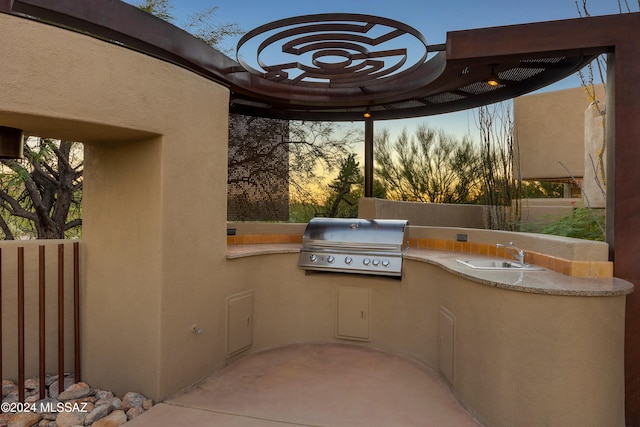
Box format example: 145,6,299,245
298,218,409,277
302,218,408,250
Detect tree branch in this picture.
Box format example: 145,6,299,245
0,214,15,240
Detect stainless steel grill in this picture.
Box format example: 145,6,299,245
298,218,409,277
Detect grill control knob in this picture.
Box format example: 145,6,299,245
345,257,353,265
372,259,380,266
327,256,335,263
382,259,390,267
309,254,318,262
363,258,371,266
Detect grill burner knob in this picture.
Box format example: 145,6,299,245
345,257,353,265
327,255,335,263
382,259,390,267
372,259,380,266
363,258,371,266
309,254,318,262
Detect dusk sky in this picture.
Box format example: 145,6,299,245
122,0,634,142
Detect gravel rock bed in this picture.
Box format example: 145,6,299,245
1,375,152,427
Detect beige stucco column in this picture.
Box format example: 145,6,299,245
584,102,607,207
0,14,229,400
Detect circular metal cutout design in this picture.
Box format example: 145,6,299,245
236,14,428,88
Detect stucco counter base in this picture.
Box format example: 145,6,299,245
225,243,631,426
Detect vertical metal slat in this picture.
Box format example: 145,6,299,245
0,243,80,398
39,245,46,399
58,244,64,387
18,246,25,402
73,242,80,382
0,248,3,380
364,118,374,198
0,247,3,383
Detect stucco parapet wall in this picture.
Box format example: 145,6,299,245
228,222,306,236
226,222,304,249
520,198,586,207
408,234,613,278
408,225,609,262
226,224,612,276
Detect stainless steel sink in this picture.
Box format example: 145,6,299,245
456,259,545,271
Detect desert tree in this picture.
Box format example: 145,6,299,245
134,0,242,54
323,153,363,218
476,102,521,231
0,138,83,239
374,125,482,204
287,121,362,207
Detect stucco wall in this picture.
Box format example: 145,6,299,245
359,197,589,231
0,13,229,400
359,198,486,228
514,85,605,181
584,102,607,207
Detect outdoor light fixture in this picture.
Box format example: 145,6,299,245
363,111,372,118
487,64,500,87
0,126,24,159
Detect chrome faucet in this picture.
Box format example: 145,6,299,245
496,242,525,264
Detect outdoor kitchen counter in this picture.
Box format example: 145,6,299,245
226,243,630,426
226,243,302,259
404,248,634,297
226,244,633,297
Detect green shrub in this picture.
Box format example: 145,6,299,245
539,207,605,241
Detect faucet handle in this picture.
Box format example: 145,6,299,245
497,242,525,264
510,242,523,252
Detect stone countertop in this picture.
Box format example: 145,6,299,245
226,243,302,259
404,248,634,297
226,244,634,297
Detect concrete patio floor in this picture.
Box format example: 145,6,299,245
126,343,480,426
